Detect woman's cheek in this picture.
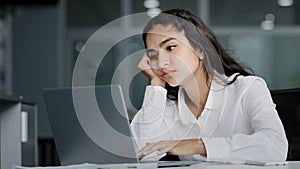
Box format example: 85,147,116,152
152,68,161,76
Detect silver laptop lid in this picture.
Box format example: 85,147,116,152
42,85,138,165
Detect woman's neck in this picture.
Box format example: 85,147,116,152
182,65,211,117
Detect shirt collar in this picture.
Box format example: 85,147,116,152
204,77,226,110
177,75,231,124
205,73,239,110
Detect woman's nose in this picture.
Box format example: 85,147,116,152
157,52,170,69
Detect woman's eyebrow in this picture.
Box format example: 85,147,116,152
159,37,176,47
146,48,156,55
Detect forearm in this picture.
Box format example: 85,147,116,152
131,85,169,148
203,132,288,163
196,139,207,157
150,78,165,87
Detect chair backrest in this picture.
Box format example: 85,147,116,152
270,88,300,160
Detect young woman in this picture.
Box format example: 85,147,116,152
130,9,288,163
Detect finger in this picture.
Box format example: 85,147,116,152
138,142,157,158
138,58,151,71
138,142,155,153
156,142,178,155
138,141,177,158
142,142,169,156
138,152,145,160
157,146,173,155
138,143,158,156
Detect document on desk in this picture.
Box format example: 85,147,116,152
193,160,288,167
13,163,157,169
244,160,288,166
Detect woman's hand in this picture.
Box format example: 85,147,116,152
138,53,165,87
138,139,207,159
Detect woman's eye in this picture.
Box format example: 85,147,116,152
166,45,176,51
147,50,159,60
148,54,159,60
147,52,159,60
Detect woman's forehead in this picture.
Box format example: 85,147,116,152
146,25,189,45
147,24,183,37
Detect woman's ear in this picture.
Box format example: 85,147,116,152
198,50,205,60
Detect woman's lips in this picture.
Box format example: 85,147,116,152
161,70,176,78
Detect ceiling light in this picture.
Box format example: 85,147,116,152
278,0,293,7
261,13,275,30
265,13,275,21
147,8,161,18
144,0,160,9
261,20,274,30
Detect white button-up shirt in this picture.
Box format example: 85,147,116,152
130,75,288,163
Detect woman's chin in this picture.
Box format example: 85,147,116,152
166,79,180,87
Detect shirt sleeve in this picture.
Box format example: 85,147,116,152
130,85,171,161
204,77,288,163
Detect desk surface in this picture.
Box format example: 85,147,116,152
13,161,300,169
171,161,300,169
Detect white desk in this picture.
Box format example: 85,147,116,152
168,161,300,169
13,161,300,169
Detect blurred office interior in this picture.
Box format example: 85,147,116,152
0,0,300,166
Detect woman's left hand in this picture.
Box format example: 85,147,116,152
138,139,206,159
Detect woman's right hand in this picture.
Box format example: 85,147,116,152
138,53,165,87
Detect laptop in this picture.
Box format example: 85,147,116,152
42,85,201,167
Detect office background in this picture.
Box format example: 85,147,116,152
0,0,299,166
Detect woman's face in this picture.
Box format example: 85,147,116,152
146,24,202,86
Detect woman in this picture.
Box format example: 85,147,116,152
130,9,288,163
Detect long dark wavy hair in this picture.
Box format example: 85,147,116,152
142,9,253,100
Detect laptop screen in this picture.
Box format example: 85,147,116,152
42,85,138,165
